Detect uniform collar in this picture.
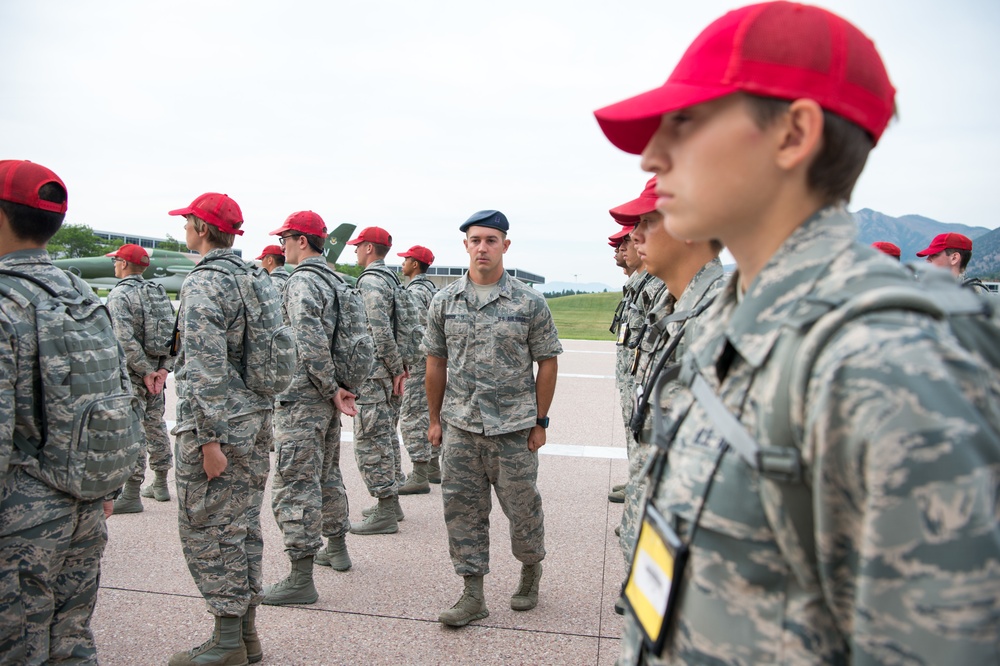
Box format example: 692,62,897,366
720,206,856,369
0,248,50,267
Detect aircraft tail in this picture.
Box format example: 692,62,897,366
323,223,357,265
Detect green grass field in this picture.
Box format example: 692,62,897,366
546,291,621,341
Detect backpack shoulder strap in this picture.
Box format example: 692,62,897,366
359,267,400,288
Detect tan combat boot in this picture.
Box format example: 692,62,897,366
439,575,489,627
360,495,404,521
511,562,542,611
351,497,400,535
168,615,247,666
112,479,143,514
262,556,319,606
314,535,352,571
398,461,430,495
141,469,171,502
241,606,262,663
427,455,442,484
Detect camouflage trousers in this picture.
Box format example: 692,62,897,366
619,437,653,565
399,370,433,464
126,381,173,484
441,424,545,577
0,467,107,665
353,377,403,498
271,400,350,560
175,409,271,617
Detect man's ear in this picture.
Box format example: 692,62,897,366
775,98,824,172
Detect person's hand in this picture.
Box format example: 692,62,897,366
155,369,169,393
143,372,160,394
103,500,114,518
428,420,442,447
528,425,547,452
392,373,405,396
202,442,227,479
334,388,358,416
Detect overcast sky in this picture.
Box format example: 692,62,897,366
3,0,998,288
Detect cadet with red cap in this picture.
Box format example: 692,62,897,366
167,192,277,665
105,243,176,512
609,183,666,509
262,211,359,606
871,240,901,260
396,245,441,493
916,232,987,292
0,160,122,663
596,3,999,663
257,244,290,295
346,226,407,534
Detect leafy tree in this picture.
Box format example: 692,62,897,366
157,234,187,252
48,223,119,259
334,263,364,278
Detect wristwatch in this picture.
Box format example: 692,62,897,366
535,417,549,429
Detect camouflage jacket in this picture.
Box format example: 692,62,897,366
0,250,122,477
405,273,437,375
636,207,1000,664
277,257,341,403
269,265,290,297
174,248,272,449
632,258,726,444
615,271,645,393
422,271,563,436
356,259,403,380
106,274,174,382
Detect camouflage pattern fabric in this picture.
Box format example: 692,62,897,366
618,259,725,564
421,271,563,436
441,424,544,576
175,410,271,617
423,271,561,575
0,250,108,664
619,207,1000,665
353,379,403,497
353,259,405,496
269,265,290,298
270,257,350,557
271,400,349,558
106,274,174,480
173,247,273,617
400,273,437,463
356,259,403,381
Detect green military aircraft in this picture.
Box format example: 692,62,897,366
55,223,356,293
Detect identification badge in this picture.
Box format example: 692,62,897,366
617,324,629,346
623,500,688,656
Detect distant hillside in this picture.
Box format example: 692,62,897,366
967,227,1000,278
546,291,619,341
853,209,992,263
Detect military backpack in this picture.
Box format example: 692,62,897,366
113,278,175,357
359,267,424,367
0,269,142,500
292,263,376,391
190,255,296,398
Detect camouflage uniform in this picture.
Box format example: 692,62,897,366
354,259,405,498
620,208,1000,664
399,273,437,464
269,265,290,297
271,257,350,558
174,248,273,617
106,274,174,483
0,250,108,664
422,272,563,575
618,260,724,561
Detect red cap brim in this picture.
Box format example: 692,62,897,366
595,82,736,154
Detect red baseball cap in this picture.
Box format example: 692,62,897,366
397,245,435,265
256,245,285,260
105,243,150,267
270,210,328,239
915,233,973,257
609,226,634,248
168,193,244,236
610,177,658,225
594,2,896,154
871,241,900,258
347,226,392,248
0,160,67,213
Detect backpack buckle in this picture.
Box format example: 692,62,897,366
756,447,802,484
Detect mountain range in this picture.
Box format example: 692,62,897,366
853,208,998,276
